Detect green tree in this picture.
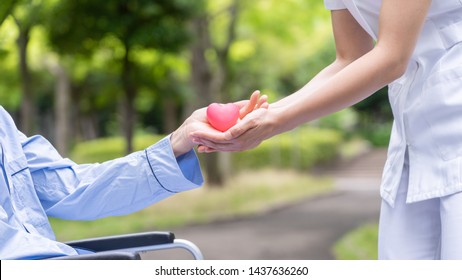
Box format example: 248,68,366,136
0,18,21,112
0,0,16,25
11,0,47,135
48,0,200,154
189,0,239,185
233,0,332,98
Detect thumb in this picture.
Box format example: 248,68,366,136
224,110,260,140
223,123,245,141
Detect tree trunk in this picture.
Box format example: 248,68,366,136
163,96,177,134
190,16,224,186
17,26,36,135
79,114,99,140
191,0,239,186
189,2,240,186
121,46,136,155
215,0,239,103
53,63,71,156
190,17,214,108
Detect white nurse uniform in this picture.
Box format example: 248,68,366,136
324,0,462,259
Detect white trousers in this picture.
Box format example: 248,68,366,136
378,152,462,259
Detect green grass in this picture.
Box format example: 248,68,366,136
333,223,379,260
50,169,333,241
233,126,343,171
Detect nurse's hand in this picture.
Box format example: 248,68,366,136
191,102,277,153
171,91,268,157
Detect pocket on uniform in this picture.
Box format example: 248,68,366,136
421,64,462,161
431,6,462,49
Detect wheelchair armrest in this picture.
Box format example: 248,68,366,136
54,231,203,260
65,231,175,252
50,251,141,260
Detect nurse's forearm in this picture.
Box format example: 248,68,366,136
270,0,430,135
272,59,350,108
271,46,405,135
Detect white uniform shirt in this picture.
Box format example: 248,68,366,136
324,0,462,206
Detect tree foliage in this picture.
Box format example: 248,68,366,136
0,0,16,25
0,0,393,183
47,0,202,153
48,0,199,55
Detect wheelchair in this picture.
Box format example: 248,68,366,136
50,231,203,260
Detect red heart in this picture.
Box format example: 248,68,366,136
206,103,240,132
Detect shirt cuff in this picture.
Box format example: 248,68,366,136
324,0,346,10
145,135,203,193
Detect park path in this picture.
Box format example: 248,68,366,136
143,148,388,260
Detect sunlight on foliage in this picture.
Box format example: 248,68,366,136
230,40,256,62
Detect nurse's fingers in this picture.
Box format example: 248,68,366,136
239,90,260,119
257,95,268,109
194,137,236,152
190,130,228,143
197,145,217,153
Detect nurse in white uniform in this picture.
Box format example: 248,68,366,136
191,0,462,259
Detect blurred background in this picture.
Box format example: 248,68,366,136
0,0,393,259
